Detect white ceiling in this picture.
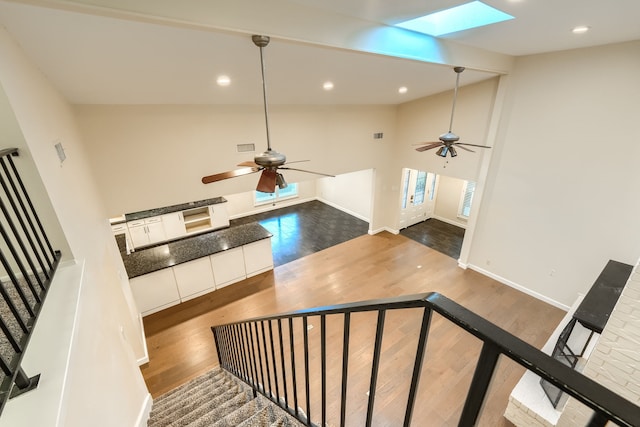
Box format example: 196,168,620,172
0,0,638,105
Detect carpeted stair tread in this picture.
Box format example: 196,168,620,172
151,377,235,421
148,368,306,427
151,382,244,427
151,373,236,417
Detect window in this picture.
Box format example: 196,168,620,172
458,181,476,219
413,171,427,205
254,183,298,206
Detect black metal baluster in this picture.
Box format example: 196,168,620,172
260,321,273,398
236,324,250,382
0,209,40,315
587,411,610,427
0,163,48,282
6,154,56,265
458,342,501,426
340,312,351,427
321,314,327,427
403,308,433,427
268,319,281,403
277,319,289,409
212,327,223,367
230,325,242,375
254,322,266,394
302,316,311,426
0,249,29,335
220,326,231,370
365,309,386,427
289,317,299,418
246,322,260,395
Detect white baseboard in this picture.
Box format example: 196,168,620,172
467,264,569,311
316,197,370,223
369,226,398,235
136,393,153,427
137,313,149,366
431,215,467,229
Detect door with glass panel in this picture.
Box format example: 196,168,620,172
399,168,436,229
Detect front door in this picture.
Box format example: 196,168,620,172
399,168,436,229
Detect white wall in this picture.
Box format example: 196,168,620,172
433,175,467,228
317,169,373,222
468,41,640,308
0,26,149,426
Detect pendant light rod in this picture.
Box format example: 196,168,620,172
448,66,465,133
253,35,272,151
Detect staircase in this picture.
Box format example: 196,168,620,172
148,367,305,427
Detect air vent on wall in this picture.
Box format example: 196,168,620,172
373,132,384,139
236,143,255,153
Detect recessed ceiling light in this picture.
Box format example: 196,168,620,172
323,81,334,91
395,1,514,36
398,86,408,94
572,26,590,34
216,75,231,86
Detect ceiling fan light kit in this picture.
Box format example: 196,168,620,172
201,35,333,193
414,66,491,158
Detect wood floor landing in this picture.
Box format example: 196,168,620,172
140,232,564,426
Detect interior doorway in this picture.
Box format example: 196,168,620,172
398,168,436,229
398,168,474,259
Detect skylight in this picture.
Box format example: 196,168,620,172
395,1,514,36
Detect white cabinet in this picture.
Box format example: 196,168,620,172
183,206,212,235
210,204,230,230
162,212,186,240
130,268,180,315
173,257,215,301
243,238,273,277
129,217,167,248
210,247,246,289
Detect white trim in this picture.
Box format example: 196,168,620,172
467,263,570,311
135,393,153,427
431,214,467,230
370,227,398,235
228,196,316,220
137,313,149,366
316,197,370,223
0,259,85,427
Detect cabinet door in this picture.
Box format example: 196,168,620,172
243,238,273,277
210,247,246,289
146,220,167,245
128,224,148,248
162,212,186,240
209,204,230,230
173,257,215,301
129,268,180,315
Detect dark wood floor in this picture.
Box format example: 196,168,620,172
231,200,369,266
141,232,564,426
400,218,465,259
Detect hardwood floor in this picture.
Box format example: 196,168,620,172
140,232,564,426
400,218,465,259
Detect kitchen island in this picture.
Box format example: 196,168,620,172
118,222,273,315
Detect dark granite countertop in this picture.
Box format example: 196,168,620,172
124,196,227,221
120,222,272,278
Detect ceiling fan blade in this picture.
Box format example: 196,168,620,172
415,142,443,152
455,142,492,149
201,167,259,184
285,159,310,165
256,169,277,193
238,160,260,167
279,167,335,178
456,145,475,153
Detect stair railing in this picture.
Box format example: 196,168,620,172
212,292,640,427
0,148,61,415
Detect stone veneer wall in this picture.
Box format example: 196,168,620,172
557,258,640,426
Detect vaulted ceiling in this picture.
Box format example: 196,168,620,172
0,0,638,105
